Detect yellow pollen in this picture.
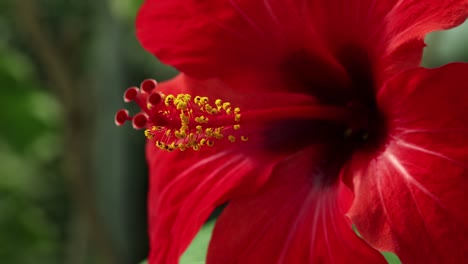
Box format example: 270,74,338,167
193,144,201,151
143,93,248,152
144,129,153,139
215,99,223,108
222,102,231,110
200,138,207,146
178,143,187,151
205,128,213,137
164,95,175,106
195,116,209,123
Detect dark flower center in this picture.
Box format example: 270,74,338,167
279,45,388,154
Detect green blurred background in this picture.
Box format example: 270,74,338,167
0,1,466,263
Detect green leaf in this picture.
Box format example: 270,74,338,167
139,221,215,264
382,251,401,264
180,221,215,264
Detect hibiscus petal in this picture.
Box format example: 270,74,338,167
381,1,468,81
348,63,468,263
147,142,282,263
207,148,386,264
387,0,468,52
136,0,325,79
137,0,467,80
144,75,320,263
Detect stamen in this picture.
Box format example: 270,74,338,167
115,79,248,151
116,78,357,152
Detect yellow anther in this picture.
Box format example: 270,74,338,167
205,104,213,113
215,99,222,107
147,103,153,110
234,107,240,114
201,97,209,104
196,125,203,134
222,102,231,110
156,141,166,150
210,108,218,115
165,129,172,137
180,113,189,124
188,133,196,141
194,96,202,104
213,127,223,139
164,94,175,106
200,138,207,146
207,140,214,147
175,130,186,138
226,107,232,115
193,144,201,151
195,116,209,123
228,135,236,142
235,113,241,122
233,124,241,130
144,129,153,139
167,142,176,151
163,144,172,152
178,143,187,151
205,128,213,137
241,136,249,141
176,101,187,111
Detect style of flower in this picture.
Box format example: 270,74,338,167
116,1,468,263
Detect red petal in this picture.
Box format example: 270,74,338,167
136,0,302,79
137,0,467,87
380,1,468,81
207,148,386,264
144,76,319,263
147,143,279,264
387,0,468,51
347,63,468,263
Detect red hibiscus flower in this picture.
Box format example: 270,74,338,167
116,1,468,263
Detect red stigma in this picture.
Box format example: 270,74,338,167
133,113,149,129
124,87,139,102
115,109,130,126
115,79,163,130
141,79,158,93
148,92,162,106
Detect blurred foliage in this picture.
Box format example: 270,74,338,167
0,7,65,263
